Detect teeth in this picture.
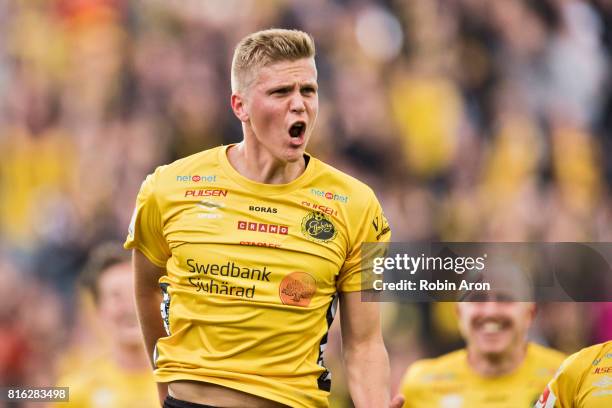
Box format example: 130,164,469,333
481,322,502,333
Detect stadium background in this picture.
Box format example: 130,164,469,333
0,0,611,406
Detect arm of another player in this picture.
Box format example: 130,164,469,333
133,248,168,407
340,291,403,408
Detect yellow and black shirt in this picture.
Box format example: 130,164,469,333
535,341,612,408
124,145,390,408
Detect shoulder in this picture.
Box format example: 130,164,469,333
592,340,612,357
527,342,566,367
568,341,612,370
152,146,223,181
555,342,609,383
56,356,110,391
139,146,223,199
309,157,379,205
402,349,466,385
569,341,610,367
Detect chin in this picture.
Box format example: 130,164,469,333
118,336,144,349
477,340,512,357
116,328,142,344
480,347,507,358
284,150,305,162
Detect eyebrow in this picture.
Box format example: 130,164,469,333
268,82,318,92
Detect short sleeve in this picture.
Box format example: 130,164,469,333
534,351,581,408
124,171,171,267
337,192,391,292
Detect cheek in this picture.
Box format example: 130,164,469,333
98,292,132,318
251,103,283,130
458,314,474,335
308,100,319,116
514,313,531,332
97,305,119,323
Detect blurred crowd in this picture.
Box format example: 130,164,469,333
1,0,611,406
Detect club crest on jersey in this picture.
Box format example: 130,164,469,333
301,211,337,242
279,271,317,307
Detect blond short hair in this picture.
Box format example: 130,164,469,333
231,28,315,93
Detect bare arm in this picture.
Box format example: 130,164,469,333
132,249,168,406
340,291,396,408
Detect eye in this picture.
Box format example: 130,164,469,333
301,86,317,95
271,87,290,95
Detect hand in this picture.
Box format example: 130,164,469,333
390,394,404,408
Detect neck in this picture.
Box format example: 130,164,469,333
467,343,528,377
112,342,150,372
227,141,305,184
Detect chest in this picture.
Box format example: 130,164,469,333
160,185,351,288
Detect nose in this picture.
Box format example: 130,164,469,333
479,301,504,316
289,93,306,114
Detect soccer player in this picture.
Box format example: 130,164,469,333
126,29,399,408
57,243,158,407
535,340,612,408
399,297,565,407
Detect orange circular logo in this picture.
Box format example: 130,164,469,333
279,272,317,307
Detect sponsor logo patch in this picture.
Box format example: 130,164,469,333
185,188,228,197
594,353,612,366
249,205,278,214
197,201,224,210
310,188,349,203
301,211,337,242
279,271,317,307
372,211,390,241
176,175,217,183
594,366,612,374
239,241,281,248
593,389,612,396
237,221,288,235
593,376,612,388
195,200,224,219
301,201,338,217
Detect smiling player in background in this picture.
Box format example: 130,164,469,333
400,290,565,407
126,28,401,408
56,243,158,407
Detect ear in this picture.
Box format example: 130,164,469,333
527,302,537,322
231,93,249,122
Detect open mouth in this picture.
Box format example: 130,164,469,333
476,320,511,334
289,121,306,138
481,322,503,333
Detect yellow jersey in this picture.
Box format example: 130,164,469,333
56,356,157,408
124,145,390,408
400,343,565,408
535,341,612,408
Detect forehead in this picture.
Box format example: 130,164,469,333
99,262,132,289
253,58,317,87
